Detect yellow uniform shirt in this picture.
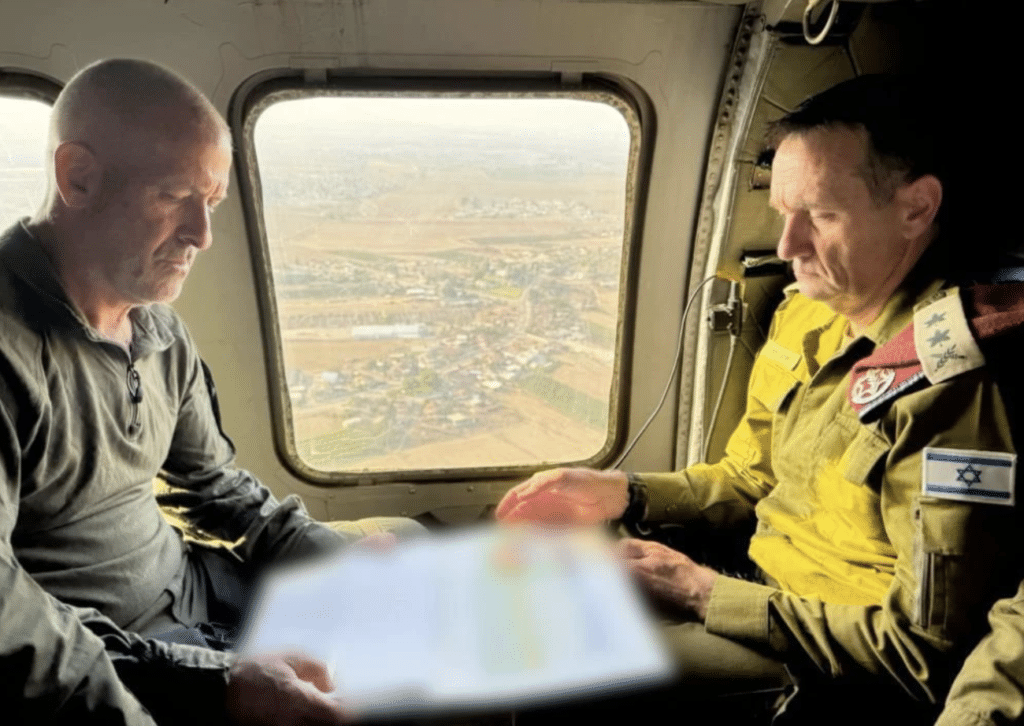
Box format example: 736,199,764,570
938,580,1024,725
637,277,1024,703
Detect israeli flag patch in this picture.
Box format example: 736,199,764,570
922,447,1016,506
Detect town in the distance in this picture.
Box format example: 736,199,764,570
258,97,631,472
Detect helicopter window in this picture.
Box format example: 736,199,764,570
247,89,638,477
0,92,52,230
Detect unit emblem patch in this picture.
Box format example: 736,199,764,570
848,323,927,421
850,367,897,405
922,447,1016,506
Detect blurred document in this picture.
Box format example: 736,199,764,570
238,525,673,718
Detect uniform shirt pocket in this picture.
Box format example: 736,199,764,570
912,497,1014,641
750,361,801,414
841,425,890,489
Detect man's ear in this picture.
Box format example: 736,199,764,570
898,173,942,240
53,142,101,210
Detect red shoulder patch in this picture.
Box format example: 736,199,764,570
847,282,1024,421
848,323,925,421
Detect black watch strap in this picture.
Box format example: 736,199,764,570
620,472,648,526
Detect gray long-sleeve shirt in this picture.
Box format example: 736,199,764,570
0,221,347,723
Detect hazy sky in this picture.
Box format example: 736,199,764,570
256,96,631,151
0,94,631,166
0,97,51,166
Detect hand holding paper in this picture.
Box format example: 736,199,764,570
237,525,673,719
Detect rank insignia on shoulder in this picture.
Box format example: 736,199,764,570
922,447,1016,506
913,288,985,384
849,283,1024,421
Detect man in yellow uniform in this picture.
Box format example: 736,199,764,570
498,75,1024,722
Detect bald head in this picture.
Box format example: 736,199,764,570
29,59,233,339
51,58,227,155
37,59,229,217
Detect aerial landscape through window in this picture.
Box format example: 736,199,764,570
254,94,633,473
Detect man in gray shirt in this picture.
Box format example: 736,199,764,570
0,58,414,725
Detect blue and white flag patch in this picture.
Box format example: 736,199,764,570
922,447,1016,506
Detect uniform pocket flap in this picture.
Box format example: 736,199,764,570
841,426,890,485
750,363,801,413
917,498,973,555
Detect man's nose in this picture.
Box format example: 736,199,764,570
181,199,214,251
776,213,811,261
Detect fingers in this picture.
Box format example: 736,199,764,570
496,468,629,525
618,539,681,586
617,538,674,566
613,539,717,620
617,538,696,568
495,469,563,519
499,493,579,525
354,532,398,553
293,684,350,725
493,489,519,520
616,537,650,560
228,652,350,725
284,653,336,693
495,469,569,521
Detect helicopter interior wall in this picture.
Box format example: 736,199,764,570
689,0,1019,471
0,0,742,523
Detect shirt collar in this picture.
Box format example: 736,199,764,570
793,265,949,374
859,268,947,348
0,220,177,356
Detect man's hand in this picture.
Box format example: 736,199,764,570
226,653,349,726
618,538,718,621
495,467,630,525
353,532,398,552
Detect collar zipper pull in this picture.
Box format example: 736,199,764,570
127,363,143,404
126,363,143,434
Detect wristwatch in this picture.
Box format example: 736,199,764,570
620,472,648,526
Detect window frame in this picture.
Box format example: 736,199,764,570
231,71,653,485
0,68,60,104
0,70,61,228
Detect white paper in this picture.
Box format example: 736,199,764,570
237,525,674,718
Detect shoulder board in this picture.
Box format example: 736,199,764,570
913,288,984,385
848,283,1024,422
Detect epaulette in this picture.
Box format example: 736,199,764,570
849,283,1024,422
